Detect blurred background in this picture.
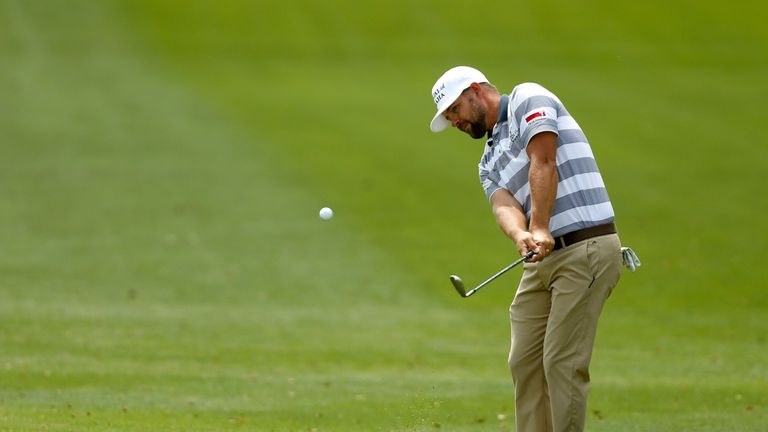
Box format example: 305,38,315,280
1,0,766,430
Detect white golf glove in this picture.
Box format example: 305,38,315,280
621,247,641,272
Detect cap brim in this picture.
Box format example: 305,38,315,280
430,112,450,132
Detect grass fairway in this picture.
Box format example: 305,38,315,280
1,0,767,431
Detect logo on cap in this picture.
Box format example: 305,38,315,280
432,83,446,105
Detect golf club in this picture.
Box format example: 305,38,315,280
450,250,536,298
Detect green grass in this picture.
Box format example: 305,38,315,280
1,0,766,430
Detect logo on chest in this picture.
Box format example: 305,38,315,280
509,128,520,146
489,124,524,160
505,128,524,157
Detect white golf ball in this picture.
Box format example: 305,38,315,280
319,207,333,220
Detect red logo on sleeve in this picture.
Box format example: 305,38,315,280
525,111,546,122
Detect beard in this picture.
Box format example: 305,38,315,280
464,98,487,139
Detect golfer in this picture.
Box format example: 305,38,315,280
430,66,622,432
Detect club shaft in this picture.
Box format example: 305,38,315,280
465,251,534,297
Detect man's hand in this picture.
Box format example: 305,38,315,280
529,227,554,262
512,231,538,258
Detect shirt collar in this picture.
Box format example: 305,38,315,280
487,94,509,144
497,94,509,123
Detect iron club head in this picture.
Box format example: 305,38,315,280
449,275,467,297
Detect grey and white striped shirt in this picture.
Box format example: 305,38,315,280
479,82,614,237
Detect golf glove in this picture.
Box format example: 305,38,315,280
621,247,641,272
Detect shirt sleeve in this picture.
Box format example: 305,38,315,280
516,92,560,147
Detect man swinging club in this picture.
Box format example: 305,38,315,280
429,66,624,432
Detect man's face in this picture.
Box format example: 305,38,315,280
443,89,487,139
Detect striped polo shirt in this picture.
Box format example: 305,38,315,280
478,82,614,238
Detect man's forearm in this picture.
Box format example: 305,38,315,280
528,158,558,231
494,203,528,241
527,132,559,232
491,188,539,256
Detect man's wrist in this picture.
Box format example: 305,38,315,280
507,227,526,241
528,221,550,233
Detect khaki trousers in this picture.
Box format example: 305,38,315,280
509,234,622,432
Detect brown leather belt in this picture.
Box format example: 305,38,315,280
552,222,617,251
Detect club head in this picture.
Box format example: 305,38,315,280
450,275,467,297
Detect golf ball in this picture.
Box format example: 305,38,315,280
319,207,333,220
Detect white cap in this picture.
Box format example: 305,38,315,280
429,66,489,132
